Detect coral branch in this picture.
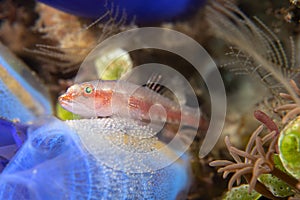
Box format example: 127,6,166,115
275,80,300,124
254,110,279,135
210,124,281,199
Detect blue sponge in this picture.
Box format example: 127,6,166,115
0,117,190,199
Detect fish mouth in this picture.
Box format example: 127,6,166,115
58,94,73,107
58,95,95,117
58,95,77,113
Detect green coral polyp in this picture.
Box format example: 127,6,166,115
258,174,294,197
223,185,261,200
279,116,300,179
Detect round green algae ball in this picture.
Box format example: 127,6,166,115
279,116,300,179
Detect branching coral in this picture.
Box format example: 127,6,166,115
210,102,300,199
210,106,300,199
210,119,300,199
210,125,280,199
206,1,300,199
275,80,300,124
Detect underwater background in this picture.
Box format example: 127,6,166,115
0,0,300,199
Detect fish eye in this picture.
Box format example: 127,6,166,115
85,86,92,94
82,84,94,97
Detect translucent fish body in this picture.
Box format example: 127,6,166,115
59,80,200,128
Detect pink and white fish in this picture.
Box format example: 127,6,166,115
58,80,208,130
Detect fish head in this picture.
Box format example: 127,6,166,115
58,82,98,117
59,81,115,117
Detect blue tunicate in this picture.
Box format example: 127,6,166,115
0,118,28,172
0,43,52,123
0,156,9,173
37,0,205,24
0,119,16,147
0,117,191,199
0,79,36,122
0,118,27,148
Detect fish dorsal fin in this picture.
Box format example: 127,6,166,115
143,74,166,95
